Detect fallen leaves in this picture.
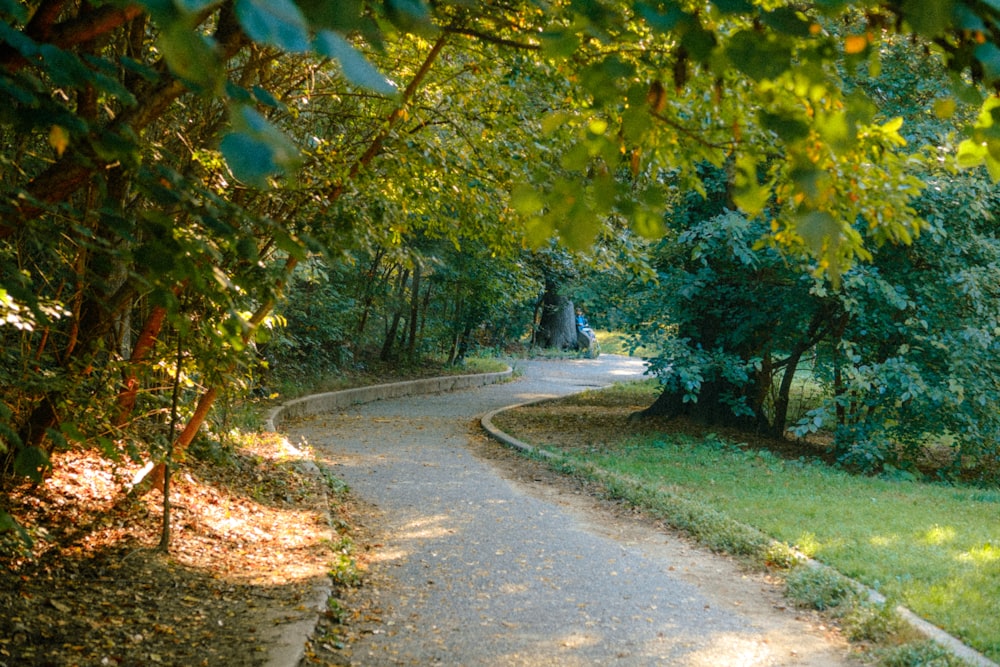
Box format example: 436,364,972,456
0,432,349,666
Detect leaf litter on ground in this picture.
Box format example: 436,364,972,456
0,430,367,666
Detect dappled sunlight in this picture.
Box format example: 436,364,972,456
397,513,456,540
369,546,409,564
499,581,531,595
512,391,562,402
368,513,461,566
794,531,821,556
922,524,957,546
475,625,845,666
869,533,901,548
555,631,601,650
957,542,1000,565
682,632,782,666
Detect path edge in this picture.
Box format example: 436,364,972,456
261,367,513,667
480,398,999,667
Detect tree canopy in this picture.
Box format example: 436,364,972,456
4,0,1000,537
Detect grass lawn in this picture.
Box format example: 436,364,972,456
502,384,1000,663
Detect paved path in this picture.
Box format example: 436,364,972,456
287,357,857,666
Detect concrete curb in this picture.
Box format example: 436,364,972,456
481,399,999,667
261,367,513,667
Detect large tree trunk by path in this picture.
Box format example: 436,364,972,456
536,282,576,349
632,377,761,430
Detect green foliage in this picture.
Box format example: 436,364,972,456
842,599,906,643
6,0,1000,586
875,641,974,667
785,565,858,611
326,536,363,587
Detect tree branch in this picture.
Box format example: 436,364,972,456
0,2,248,239
444,25,540,50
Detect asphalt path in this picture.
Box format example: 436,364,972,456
287,356,858,666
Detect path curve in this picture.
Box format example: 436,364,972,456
286,356,859,666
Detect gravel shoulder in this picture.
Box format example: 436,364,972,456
288,357,861,666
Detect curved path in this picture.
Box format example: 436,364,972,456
286,357,858,666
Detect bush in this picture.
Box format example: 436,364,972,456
785,564,858,611
874,640,972,667
842,599,905,643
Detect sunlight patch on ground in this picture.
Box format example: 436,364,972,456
869,533,900,548
683,633,784,666
557,632,600,649
922,524,957,545
398,514,456,540
958,542,999,565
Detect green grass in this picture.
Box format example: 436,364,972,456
527,402,1000,662
593,329,653,357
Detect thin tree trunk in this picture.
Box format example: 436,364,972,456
771,350,804,438
114,304,167,426
159,327,184,552
417,282,432,347
381,267,409,362
356,248,385,336
406,259,421,359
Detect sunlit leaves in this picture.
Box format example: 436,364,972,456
957,97,1000,180
732,155,771,217
48,125,70,156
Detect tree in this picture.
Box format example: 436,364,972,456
7,0,1000,535
626,31,1000,480
623,166,842,437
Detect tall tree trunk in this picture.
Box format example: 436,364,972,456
447,290,465,364
771,349,804,438
536,281,576,349
529,293,544,346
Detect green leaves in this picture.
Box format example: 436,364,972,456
14,445,50,484
725,31,793,82
235,0,311,53
157,23,224,95
957,97,1000,180
899,0,955,38
221,106,301,187
315,31,398,96
732,155,771,217
384,0,437,36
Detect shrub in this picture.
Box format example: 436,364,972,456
874,640,972,667
785,564,857,611
842,599,905,643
